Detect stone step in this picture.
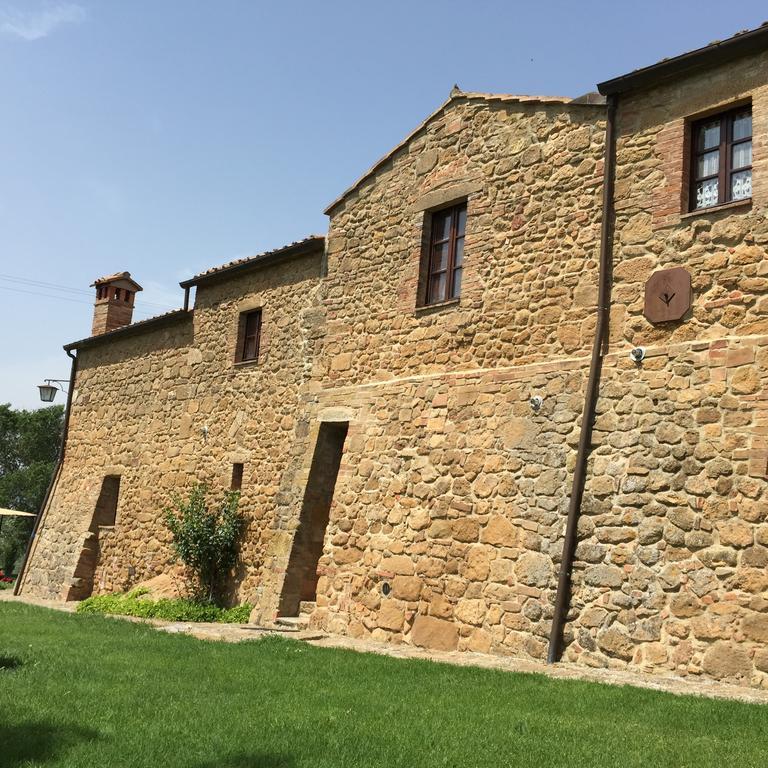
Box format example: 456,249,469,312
274,615,310,630
298,601,316,616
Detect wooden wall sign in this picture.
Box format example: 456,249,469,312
643,267,692,323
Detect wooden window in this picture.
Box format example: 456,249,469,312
422,201,467,305
231,463,244,491
690,106,752,210
236,309,262,363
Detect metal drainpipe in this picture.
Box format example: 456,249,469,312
14,348,78,596
547,94,617,663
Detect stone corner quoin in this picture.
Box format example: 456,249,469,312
18,30,768,690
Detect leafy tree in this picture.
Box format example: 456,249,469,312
0,403,64,574
163,485,245,604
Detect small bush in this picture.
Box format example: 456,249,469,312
77,594,252,624
163,485,245,603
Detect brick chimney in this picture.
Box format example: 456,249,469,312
90,272,143,335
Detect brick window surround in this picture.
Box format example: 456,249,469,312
690,105,752,211
417,200,467,306
235,308,262,363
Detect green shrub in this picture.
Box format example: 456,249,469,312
76,594,252,624
163,485,245,603
125,586,150,599
218,604,253,623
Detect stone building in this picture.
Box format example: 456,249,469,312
17,25,768,688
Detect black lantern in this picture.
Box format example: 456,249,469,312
37,379,68,403
38,383,57,402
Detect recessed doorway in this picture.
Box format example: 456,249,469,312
278,422,348,617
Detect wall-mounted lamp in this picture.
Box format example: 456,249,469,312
629,347,646,364
37,379,69,403
530,395,544,413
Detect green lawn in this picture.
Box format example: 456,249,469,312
1,603,767,768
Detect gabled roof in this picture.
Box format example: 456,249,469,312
179,235,325,289
598,22,768,96
323,88,605,216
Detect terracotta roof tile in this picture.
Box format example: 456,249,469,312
180,235,325,288
64,308,190,351
598,22,768,95
90,271,143,291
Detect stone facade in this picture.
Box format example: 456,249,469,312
306,95,606,661
563,51,768,684
21,248,326,604
19,33,768,689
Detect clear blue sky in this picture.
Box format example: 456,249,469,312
1,1,765,409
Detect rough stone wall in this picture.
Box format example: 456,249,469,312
309,97,607,650
22,250,324,603
311,362,587,657
567,340,768,686
322,96,608,383
561,52,768,686
611,51,768,347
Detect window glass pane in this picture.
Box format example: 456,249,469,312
241,310,261,361
695,179,719,209
454,237,464,267
451,268,463,299
433,211,452,242
696,150,719,178
732,141,752,170
697,120,720,151
429,273,446,303
456,205,467,237
431,242,449,272
733,111,752,141
731,170,752,201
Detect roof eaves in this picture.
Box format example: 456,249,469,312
323,90,597,216
64,309,191,351
90,272,144,291
598,23,768,96
179,235,325,289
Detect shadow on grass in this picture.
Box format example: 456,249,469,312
1,722,99,766
0,653,22,670
194,753,295,768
